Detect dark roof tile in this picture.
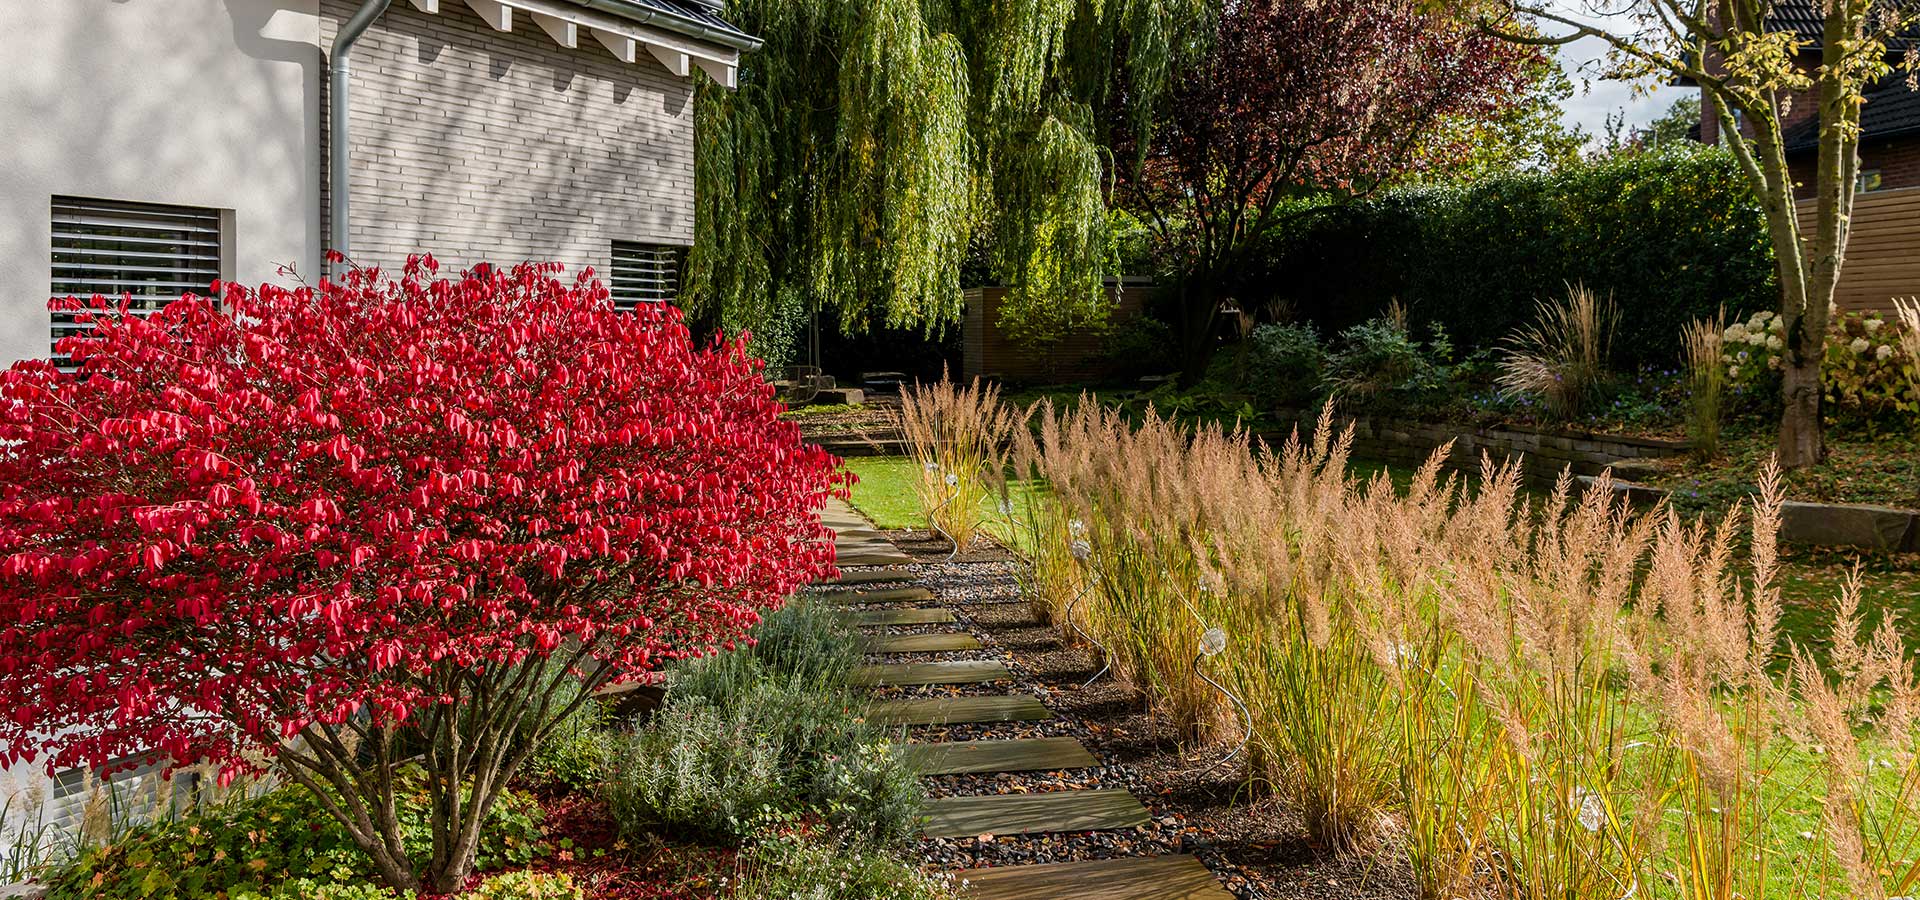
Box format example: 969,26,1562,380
1783,74,1920,152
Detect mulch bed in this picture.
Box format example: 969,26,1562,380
885,528,1419,900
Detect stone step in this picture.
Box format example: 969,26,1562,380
864,694,1050,727
817,586,936,606
920,789,1150,839
900,737,1097,775
863,632,983,653
956,855,1233,900
843,607,955,627
850,660,1011,687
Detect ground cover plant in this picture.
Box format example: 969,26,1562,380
0,258,844,892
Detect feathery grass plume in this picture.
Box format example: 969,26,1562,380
1683,315,1728,460
1002,399,1087,627
897,372,1019,552
1496,283,1618,420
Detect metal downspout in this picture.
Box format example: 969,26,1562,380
329,0,394,278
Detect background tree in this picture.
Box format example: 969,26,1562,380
1413,50,1588,181
684,0,1213,367
1115,0,1537,381
0,261,843,893
1473,0,1920,468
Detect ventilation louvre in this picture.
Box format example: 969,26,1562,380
50,196,222,361
609,241,684,311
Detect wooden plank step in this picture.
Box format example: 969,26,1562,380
836,551,915,566
818,568,913,587
850,660,1011,687
843,607,954,627
920,789,1149,839
864,632,982,653
900,737,1097,775
957,855,1233,900
864,694,1050,726
817,586,935,605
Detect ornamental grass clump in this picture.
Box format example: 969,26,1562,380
898,375,1019,552
1497,283,1618,420
0,256,845,893
1683,315,1728,459
1002,400,1089,627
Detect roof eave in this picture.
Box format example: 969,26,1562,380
562,0,763,52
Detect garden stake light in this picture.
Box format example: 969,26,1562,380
1192,625,1250,770
923,468,964,562
1066,537,1112,689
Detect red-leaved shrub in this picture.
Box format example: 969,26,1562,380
0,257,843,890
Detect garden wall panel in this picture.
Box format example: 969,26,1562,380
1262,409,1689,484
1797,186,1920,314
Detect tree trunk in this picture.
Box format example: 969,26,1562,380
1177,280,1219,389
1777,354,1825,467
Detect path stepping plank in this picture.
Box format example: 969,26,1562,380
818,569,912,587
900,737,1097,775
920,789,1149,839
837,549,915,566
818,586,936,606
864,632,982,653
957,855,1233,900
844,607,954,627
865,694,1050,726
850,660,1011,687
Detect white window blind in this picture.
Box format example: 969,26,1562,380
50,196,223,359
609,241,684,310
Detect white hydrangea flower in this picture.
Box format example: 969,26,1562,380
1728,364,1741,378
1768,316,1785,333
1747,331,1767,346
1766,335,1782,350
1866,317,1884,333
1851,337,1872,354
1878,344,1895,361
1724,323,1749,342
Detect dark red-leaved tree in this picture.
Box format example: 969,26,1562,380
0,258,844,892
1115,0,1538,379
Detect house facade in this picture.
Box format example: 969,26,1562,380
0,0,754,370
0,0,752,853
1694,0,1920,312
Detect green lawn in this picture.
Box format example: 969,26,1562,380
841,456,1047,551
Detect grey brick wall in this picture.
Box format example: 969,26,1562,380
320,0,695,281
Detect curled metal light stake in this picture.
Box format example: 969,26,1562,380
1193,626,1251,769
1065,539,1110,689
923,469,964,562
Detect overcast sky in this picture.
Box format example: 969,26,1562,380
1541,2,1687,139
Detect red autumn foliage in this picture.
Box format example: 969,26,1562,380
0,257,844,784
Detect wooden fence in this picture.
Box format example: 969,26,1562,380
1798,186,1920,313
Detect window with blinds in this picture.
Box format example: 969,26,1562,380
50,196,224,359
608,241,684,310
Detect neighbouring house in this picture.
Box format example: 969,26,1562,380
0,0,754,856
1695,0,1920,312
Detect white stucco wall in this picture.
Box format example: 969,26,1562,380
0,0,324,369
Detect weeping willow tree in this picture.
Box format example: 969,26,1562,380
684,0,1213,366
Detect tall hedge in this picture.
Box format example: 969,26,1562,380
1236,147,1777,365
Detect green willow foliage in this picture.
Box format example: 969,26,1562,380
685,0,1212,365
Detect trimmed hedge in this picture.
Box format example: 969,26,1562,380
1237,147,1777,365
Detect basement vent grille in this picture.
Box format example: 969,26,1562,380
609,241,684,310
50,196,223,361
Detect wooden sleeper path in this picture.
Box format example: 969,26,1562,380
850,660,1011,687
828,503,1234,900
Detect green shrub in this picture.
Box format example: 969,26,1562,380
44,772,545,900
1245,322,1325,409
519,681,613,793
1321,316,1456,413
730,830,956,900
811,740,924,847
1094,316,1177,379
604,604,922,848
1240,146,1774,365
233,879,412,900
468,870,584,900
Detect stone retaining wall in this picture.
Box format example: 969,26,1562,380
1258,409,1690,482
